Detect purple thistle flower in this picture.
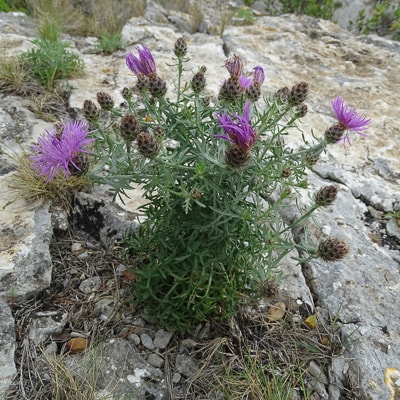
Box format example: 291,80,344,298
224,54,244,79
252,66,265,87
214,102,256,151
30,120,95,183
331,96,371,147
238,66,265,91
126,44,157,76
239,75,253,90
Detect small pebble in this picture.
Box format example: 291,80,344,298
147,353,164,368
140,333,155,350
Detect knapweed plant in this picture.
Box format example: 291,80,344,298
83,39,369,331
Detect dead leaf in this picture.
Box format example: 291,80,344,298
66,337,89,353
123,270,136,281
267,301,286,321
321,335,330,346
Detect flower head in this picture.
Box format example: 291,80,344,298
224,54,244,79
30,121,95,183
252,66,265,87
126,44,157,77
214,102,256,151
318,237,349,261
331,96,371,147
239,75,252,90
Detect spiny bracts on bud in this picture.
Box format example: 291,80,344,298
174,37,187,57
314,185,338,207
136,75,149,93
303,146,323,167
219,77,242,101
120,114,140,141
83,99,99,121
295,103,308,118
225,145,250,169
282,168,292,178
137,131,159,158
121,87,133,101
153,126,165,137
96,91,114,111
325,124,346,144
148,76,167,98
69,153,90,176
274,87,289,103
246,84,261,102
288,82,309,106
318,238,349,261
191,70,206,93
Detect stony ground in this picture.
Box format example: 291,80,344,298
6,217,353,400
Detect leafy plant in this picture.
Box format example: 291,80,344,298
95,32,123,55
356,0,400,40
235,7,256,24
265,0,341,20
20,38,84,88
85,40,369,332
0,0,27,12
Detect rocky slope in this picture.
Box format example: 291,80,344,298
0,2,400,399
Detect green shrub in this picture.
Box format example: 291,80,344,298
265,0,341,20
0,0,27,12
20,39,84,88
95,32,124,55
357,0,400,40
86,41,367,332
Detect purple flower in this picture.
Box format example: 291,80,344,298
239,75,253,90
331,96,371,147
214,102,256,151
30,121,95,183
238,66,265,90
126,44,156,76
224,54,244,79
252,66,265,87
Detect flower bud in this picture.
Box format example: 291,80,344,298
318,238,349,261
201,96,211,107
282,168,291,178
174,37,187,57
303,145,324,167
191,71,206,93
83,99,99,121
245,84,261,102
288,81,309,105
225,54,243,79
121,87,132,101
148,76,167,98
136,74,149,93
137,131,159,158
274,87,289,103
120,113,140,141
96,91,114,111
325,124,346,144
224,145,250,169
219,77,242,101
69,153,89,176
153,126,165,138
314,185,338,207
295,103,308,118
